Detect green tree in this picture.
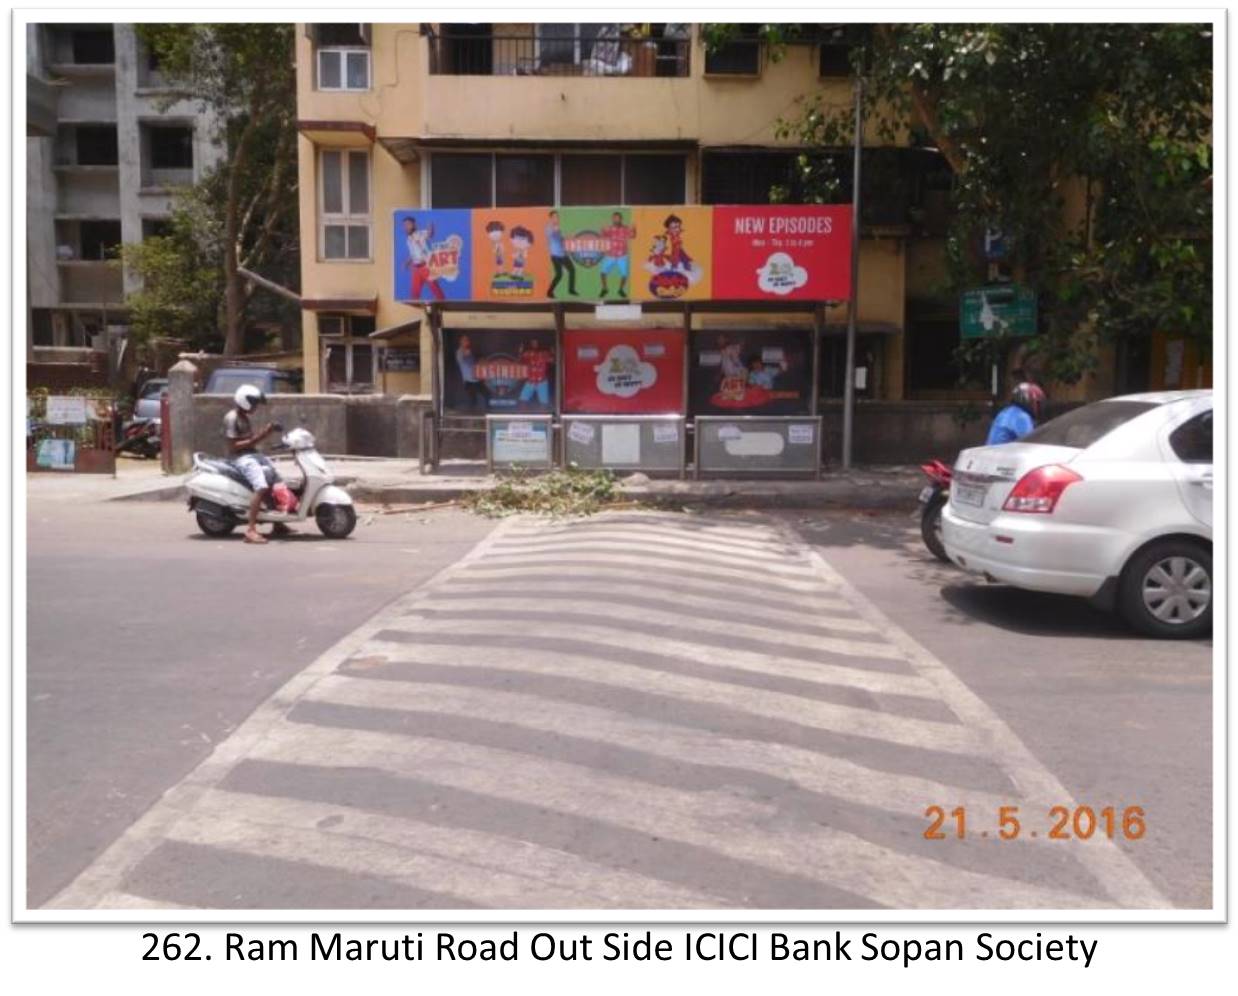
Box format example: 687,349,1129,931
133,24,299,355
709,23,1213,387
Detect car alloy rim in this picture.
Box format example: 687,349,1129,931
1141,555,1210,624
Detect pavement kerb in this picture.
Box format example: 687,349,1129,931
106,471,923,510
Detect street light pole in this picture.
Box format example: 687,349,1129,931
842,74,863,469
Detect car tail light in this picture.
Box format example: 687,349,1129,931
1002,464,1083,514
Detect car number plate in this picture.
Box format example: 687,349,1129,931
954,482,987,507
918,485,935,503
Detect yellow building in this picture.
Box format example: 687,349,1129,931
293,23,948,402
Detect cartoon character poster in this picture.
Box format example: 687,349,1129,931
470,208,555,302
563,328,685,414
712,206,852,301
393,210,472,302
550,207,639,301
631,206,713,301
690,329,812,415
442,328,556,414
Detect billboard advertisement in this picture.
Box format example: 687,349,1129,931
442,329,556,414
394,205,853,303
711,205,852,301
690,329,813,415
630,205,713,302
393,209,472,302
562,328,685,414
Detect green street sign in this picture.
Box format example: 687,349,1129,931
960,285,1037,339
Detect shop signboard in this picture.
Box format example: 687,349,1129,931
711,205,851,301
695,416,822,476
393,205,852,302
562,416,685,474
562,328,685,414
960,285,1037,339
690,329,812,416
443,329,555,414
394,209,473,302
486,415,554,470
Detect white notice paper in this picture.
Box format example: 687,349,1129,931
652,423,679,444
568,421,595,445
45,396,88,425
601,423,641,465
788,424,815,445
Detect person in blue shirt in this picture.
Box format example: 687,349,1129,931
986,381,1046,445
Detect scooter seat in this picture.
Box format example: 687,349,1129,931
199,458,252,488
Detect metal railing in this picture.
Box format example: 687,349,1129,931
427,27,690,78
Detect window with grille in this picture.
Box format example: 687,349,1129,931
315,24,370,91
319,149,371,260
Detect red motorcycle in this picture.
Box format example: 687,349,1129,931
917,459,953,562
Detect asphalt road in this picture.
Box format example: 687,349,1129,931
25,497,495,908
27,500,1212,912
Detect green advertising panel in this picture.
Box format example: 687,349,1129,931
960,286,1037,339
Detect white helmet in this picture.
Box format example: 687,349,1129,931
234,384,266,412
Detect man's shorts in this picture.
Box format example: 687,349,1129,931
600,256,629,278
233,454,273,492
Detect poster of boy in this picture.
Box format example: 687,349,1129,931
392,209,472,301
470,208,553,301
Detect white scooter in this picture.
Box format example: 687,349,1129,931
186,427,356,539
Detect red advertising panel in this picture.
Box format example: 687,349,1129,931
563,329,686,414
712,205,852,301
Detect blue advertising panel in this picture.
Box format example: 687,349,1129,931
393,209,473,302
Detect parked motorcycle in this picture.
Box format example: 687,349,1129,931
185,427,356,539
117,417,162,459
917,458,953,562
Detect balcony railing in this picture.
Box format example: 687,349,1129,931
427,26,690,78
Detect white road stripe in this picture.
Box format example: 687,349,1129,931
306,673,1016,815
456,552,826,592
428,579,859,626
490,531,810,566
443,565,852,613
162,789,724,909
243,721,1110,910
409,594,881,641
365,623,932,700
479,545,822,581
774,519,1173,909
358,637,978,751
503,516,787,546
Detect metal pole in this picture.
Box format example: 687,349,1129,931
842,75,863,469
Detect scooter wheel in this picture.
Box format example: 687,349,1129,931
196,510,238,537
316,503,357,539
920,492,951,563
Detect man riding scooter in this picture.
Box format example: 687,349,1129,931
986,381,1047,444
918,381,1046,561
223,385,285,545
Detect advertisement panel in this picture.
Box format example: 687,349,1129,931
563,416,685,473
689,329,813,416
630,206,713,302
549,207,640,301
470,208,556,302
563,328,685,414
712,205,852,301
487,415,554,469
393,209,472,302
442,329,556,414
696,416,822,475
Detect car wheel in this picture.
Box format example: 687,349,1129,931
920,492,950,563
316,503,356,539
195,510,237,537
1119,540,1212,639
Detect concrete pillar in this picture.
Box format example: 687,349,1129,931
168,358,197,473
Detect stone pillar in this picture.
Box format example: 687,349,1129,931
167,358,197,474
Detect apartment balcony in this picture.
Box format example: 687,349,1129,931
426,26,691,78
416,25,697,145
57,260,124,305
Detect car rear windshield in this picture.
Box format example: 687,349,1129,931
207,372,295,394
1023,400,1159,449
